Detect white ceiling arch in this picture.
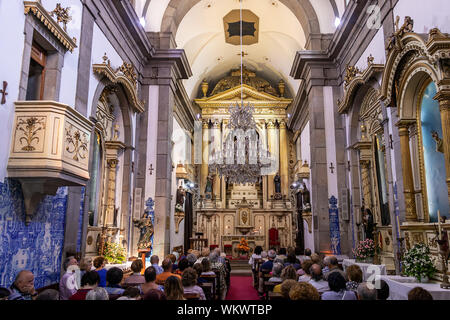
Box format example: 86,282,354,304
134,0,348,99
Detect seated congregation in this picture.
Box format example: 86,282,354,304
0,247,231,301
249,246,434,301
0,246,436,301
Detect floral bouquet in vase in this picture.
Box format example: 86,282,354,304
104,241,127,264
236,238,250,257
402,243,437,283
353,239,378,263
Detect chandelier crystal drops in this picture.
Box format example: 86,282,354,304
208,103,273,184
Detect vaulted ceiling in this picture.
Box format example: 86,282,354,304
134,0,347,99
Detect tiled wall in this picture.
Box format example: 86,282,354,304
0,179,68,289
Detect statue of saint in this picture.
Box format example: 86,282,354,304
432,131,444,153
175,186,185,212
133,210,154,251
437,216,450,262
301,182,311,212
205,175,213,196
274,173,281,194
363,208,375,240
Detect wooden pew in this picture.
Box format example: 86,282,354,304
199,282,213,300
263,281,282,301
268,291,284,301
200,274,217,300
183,292,200,300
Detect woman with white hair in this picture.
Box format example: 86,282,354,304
85,287,109,300
209,252,227,300
268,263,283,283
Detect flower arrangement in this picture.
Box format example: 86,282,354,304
236,238,250,255
402,243,437,282
353,239,378,261
104,241,127,264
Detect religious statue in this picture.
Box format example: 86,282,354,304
301,182,311,212
274,173,281,194
205,175,213,199
133,199,154,250
175,186,185,213
431,131,444,153
435,216,450,288
363,208,375,240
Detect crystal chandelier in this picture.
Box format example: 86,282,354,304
208,0,273,184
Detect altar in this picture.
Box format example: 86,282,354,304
221,235,265,258
378,275,450,300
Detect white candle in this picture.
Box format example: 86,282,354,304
438,210,442,239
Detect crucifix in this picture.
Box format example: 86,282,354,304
0,81,8,105
237,51,248,57
329,162,335,174
148,164,154,175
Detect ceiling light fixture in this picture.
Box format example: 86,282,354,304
139,17,146,27
334,17,341,28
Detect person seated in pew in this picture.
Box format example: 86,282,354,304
280,279,298,300
249,246,263,271
155,258,181,285
201,258,216,276
308,264,330,294
273,265,298,293
260,251,268,262
298,260,314,281
209,252,228,300
117,287,141,300
276,248,288,263
164,276,185,300
140,266,164,296
123,260,145,287
69,271,100,300
175,258,189,275
284,252,301,270
321,272,357,300
181,268,206,300
104,267,125,299
192,263,207,285
289,282,320,301
268,263,283,282
85,287,109,300
258,249,276,295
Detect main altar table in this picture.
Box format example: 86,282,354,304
342,259,387,281
378,275,450,300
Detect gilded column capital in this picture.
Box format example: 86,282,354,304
433,90,450,105
202,120,209,129
279,120,287,129
107,158,119,168
267,120,277,129
396,119,415,135
211,119,221,129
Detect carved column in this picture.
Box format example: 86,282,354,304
221,119,229,208
103,140,125,227
201,120,210,196
211,119,221,203
360,160,373,211
396,121,418,222
279,120,289,197
434,91,450,205
267,120,278,199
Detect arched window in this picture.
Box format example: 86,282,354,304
419,82,449,222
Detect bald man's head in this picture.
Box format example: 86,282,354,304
14,270,35,294
310,264,323,281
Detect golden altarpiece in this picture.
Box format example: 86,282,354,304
193,68,295,256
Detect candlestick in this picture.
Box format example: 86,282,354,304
438,210,442,239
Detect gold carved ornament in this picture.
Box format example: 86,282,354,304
65,125,88,161
49,3,72,32
24,1,77,52
16,117,46,151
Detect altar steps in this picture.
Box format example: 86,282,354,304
229,259,253,276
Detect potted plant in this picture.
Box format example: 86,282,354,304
104,241,127,265
353,239,378,263
402,243,437,283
